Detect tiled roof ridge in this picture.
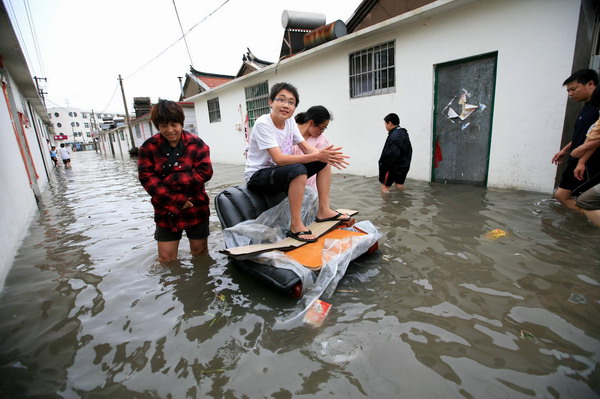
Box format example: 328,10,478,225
188,66,234,79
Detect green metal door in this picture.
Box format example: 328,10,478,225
432,53,497,185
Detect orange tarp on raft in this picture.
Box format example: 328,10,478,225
285,228,366,270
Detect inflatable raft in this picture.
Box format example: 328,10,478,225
215,185,379,298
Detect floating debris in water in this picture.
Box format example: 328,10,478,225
568,293,587,305
486,228,508,239
304,299,331,327
207,294,229,327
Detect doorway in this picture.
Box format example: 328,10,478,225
432,53,497,185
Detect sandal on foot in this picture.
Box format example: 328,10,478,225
315,211,351,223
286,230,317,243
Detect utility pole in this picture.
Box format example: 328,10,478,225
33,76,47,106
118,74,137,152
91,109,99,152
178,76,184,100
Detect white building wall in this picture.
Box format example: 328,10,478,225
0,70,51,289
182,105,197,136
113,128,131,157
193,0,584,193
197,82,261,161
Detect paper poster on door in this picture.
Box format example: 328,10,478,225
442,89,486,126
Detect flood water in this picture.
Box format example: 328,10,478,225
1,150,599,398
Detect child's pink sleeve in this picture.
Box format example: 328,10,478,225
316,134,330,149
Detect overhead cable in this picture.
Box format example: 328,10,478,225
125,0,230,79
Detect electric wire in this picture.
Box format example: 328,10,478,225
172,0,194,70
98,83,120,114
23,0,45,77
5,0,36,76
8,0,230,112
125,0,230,79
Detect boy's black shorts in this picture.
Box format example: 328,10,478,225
247,162,326,194
154,220,209,242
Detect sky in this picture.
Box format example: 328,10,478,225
4,0,363,115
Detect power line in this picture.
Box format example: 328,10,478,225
44,97,74,112
23,0,45,77
99,83,120,114
172,0,194,70
125,0,230,79
8,0,230,113
5,0,36,76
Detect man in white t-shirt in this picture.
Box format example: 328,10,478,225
244,82,350,242
59,143,71,167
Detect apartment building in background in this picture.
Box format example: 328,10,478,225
47,107,125,149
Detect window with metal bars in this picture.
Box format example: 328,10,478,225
207,98,221,123
349,41,395,98
244,81,270,127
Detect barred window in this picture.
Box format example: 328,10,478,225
244,81,269,127
135,124,142,138
349,41,395,98
207,98,221,123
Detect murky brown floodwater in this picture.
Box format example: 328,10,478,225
0,150,599,398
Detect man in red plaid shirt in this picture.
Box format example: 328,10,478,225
138,100,213,263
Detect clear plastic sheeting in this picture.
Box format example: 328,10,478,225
222,187,320,295
223,187,319,248
275,220,381,329
222,186,381,318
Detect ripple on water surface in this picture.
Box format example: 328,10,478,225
0,152,599,398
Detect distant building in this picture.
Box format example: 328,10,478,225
179,67,235,101
47,107,125,149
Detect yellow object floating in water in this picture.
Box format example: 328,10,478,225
486,228,508,239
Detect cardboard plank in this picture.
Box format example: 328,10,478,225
285,228,366,270
336,209,358,217
221,220,340,257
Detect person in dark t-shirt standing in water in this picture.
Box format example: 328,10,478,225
552,69,599,211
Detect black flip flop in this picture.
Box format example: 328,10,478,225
286,230,317,243
315,211,351,223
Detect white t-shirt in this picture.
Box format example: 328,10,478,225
59,147,70,160
244,114,304,181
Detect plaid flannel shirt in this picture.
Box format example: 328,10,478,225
138,131,213,232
